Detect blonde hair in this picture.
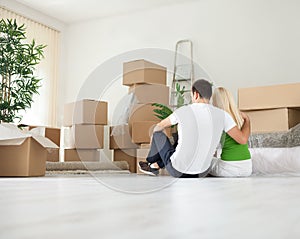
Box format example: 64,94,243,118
212,87,244,129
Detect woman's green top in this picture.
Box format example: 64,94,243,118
220,133,251,161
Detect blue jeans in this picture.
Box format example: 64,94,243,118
146,131,209,178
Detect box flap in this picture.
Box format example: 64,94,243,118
0,124,58,148
0,124,29,145
32,135,59,149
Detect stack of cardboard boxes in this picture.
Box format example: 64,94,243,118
111,59,171,173
64,99,108,161
238,83,300,133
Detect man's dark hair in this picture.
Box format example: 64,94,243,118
192,79,212,100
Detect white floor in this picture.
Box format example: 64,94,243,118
1,173,300,239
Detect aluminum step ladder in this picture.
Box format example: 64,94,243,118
170,40,194,110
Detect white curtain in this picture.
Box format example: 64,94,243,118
1,6,60,127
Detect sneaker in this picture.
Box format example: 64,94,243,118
138,161,159,176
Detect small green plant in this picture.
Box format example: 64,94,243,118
175,83,185,108
152,103,173,120
0,19,46,123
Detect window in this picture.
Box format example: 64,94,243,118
1,6,60,126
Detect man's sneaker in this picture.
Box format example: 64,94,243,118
138,161,159,176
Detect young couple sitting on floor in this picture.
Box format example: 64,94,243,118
138,79,252,178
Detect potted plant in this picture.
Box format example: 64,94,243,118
0,19,46,123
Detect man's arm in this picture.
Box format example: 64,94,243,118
226,112,251,145
153,116,173,132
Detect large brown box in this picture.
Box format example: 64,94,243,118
0,138,47,176
64,99,108,126
123,59,166,86
72,125,104,149
113,149,137,173
131,121,172,143
109,125,139,149
128,104,160,130
64,149,100,162
128,84,169,105
244,108,300,133
238,83,300,110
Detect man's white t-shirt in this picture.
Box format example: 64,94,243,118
169,103,236,174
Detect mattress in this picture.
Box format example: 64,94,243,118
248,124,300,174
250,147,300,174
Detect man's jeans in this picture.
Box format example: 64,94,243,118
146,131,209,178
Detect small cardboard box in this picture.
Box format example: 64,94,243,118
29,126,61,146
47,148,59,162
128,104,160,130
243,108,300,133
64,149,100,162
123,59,166,86
0,124,58,177
128,84,169,105
238,83,300,110
64,99,108,126
113,149,137,173
72,125,104,149
109,125,139,149
131,121,172,143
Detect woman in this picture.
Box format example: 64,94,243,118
210,87,252,177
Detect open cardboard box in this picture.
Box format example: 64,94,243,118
0,124,58,176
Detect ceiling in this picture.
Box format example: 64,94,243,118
15,0,195,24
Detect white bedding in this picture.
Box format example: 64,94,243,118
250,147,300,174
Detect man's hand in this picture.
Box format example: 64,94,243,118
153,124,164,132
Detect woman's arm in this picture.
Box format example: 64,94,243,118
226,112,251,144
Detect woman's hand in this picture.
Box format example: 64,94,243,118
240,111,249,122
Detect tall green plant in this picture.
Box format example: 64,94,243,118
175,83,185,108
0,19,46,123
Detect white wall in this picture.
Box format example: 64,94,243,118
63,0,300,119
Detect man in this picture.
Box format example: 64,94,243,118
138,79,250,178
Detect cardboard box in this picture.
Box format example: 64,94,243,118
128,84,169,105
29,126,61,146
123,59,166,86
238,83,300,110
131,121,172,143
47,148,59,162
113,149,137,173
64,149,100,162
244,108,300,133
0,124,58,177
64,99,108,126
128,104,160,129
110,125,139,149
72,125,104,149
